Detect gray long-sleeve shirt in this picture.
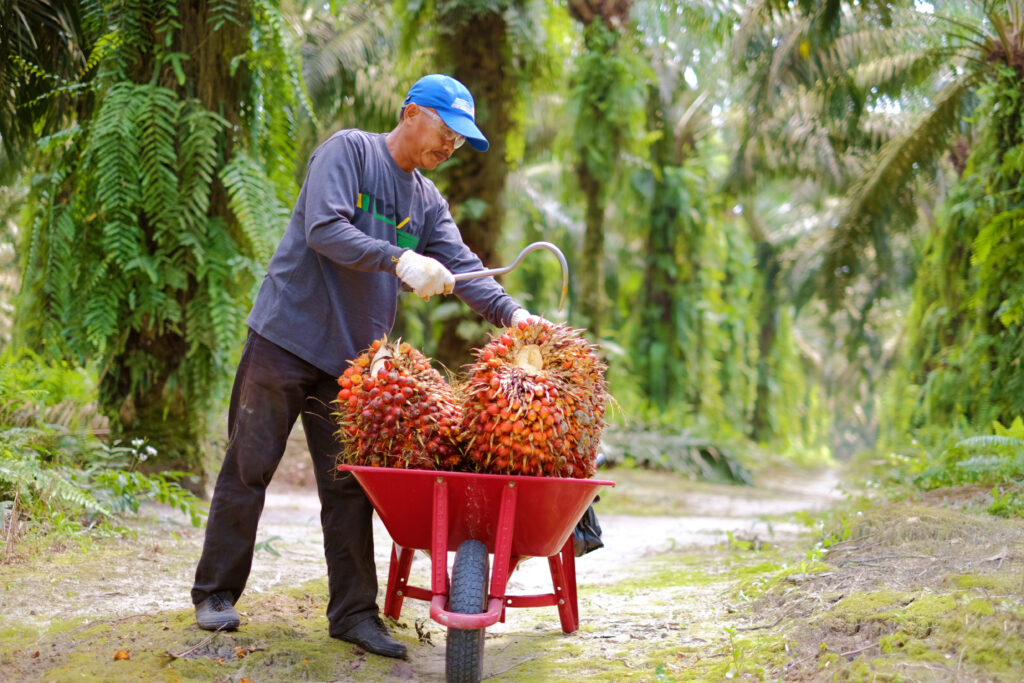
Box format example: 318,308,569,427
247,129,521,377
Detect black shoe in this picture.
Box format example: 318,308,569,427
334,616,407,659
195,590,240,631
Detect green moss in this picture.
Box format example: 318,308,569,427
733,559,786,577
964,598,996,617
1,582,426,683
827,590,915,621
735,559,830,600
791,586,1024,681
673,633,789,681
943,572,1020,594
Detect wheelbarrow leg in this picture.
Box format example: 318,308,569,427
548,537,579,633
384,543,415,620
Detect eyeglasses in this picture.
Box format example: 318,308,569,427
421,107,465,149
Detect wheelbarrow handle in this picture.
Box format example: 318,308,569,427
452,241,570,311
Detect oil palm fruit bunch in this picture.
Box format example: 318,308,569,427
335,338,463,470
458,318,607,477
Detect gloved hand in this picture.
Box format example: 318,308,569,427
510,308,550,328
396,250,455,300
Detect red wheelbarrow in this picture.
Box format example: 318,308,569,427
339,465,613,682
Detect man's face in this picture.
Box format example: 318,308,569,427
406,104,462,170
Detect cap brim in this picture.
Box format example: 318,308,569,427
437,110,489,152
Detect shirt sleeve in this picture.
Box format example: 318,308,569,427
422,198,523,328
301,134,405,273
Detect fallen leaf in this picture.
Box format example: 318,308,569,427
113,650,130,661
32,651,40,659
234,646,247,659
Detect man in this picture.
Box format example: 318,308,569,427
190,74,537,659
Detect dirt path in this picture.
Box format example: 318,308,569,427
5,456,1018,681
0,457,842,681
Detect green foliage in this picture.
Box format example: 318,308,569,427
283,0,400,166
23,82,252,412
888,64,1024,436
601,427,754,485
220,152,290,266
14,1,302,474
1,351,206,555
0,349,97,431
986,485,1024,518
90,465,206,529
247,0,313,192
0,1,98,183
912,418,1024,490
1,433,208,552
825,2,1022,306
254,534,283,556
568,22,650,186
0,439,112,519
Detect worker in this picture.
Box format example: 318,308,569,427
190,74,539,659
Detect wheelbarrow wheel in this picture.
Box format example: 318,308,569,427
446,539,489,683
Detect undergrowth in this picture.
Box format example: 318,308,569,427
881,417,1024,517
1,350,206,561
601,425,754,484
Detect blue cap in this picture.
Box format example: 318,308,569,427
403,74,489,152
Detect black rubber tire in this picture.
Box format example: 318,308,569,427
445,539,489,683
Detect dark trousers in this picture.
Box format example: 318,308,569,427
191,331,378,635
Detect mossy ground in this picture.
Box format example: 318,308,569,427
3,466,1023,681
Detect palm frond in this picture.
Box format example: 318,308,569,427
219,152,289,264
828,73,982,296
849,49,949,95
957,434,1024,451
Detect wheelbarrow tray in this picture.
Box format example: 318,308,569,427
340,465,610,557
340,464,613,636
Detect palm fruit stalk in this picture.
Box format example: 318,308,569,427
458,318,608,478
335,338,463,470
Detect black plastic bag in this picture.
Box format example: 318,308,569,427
573,496,603,557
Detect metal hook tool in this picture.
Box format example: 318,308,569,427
452,241,570,311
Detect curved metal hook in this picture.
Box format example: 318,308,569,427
452,241,570,311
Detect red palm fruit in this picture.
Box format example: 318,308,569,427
456,319,608,477
334,337,464,471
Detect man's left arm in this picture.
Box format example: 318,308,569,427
422,204,524,328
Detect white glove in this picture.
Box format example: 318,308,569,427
510,308,545,327
395,251,455,300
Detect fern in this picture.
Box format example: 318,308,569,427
912,420,1024,490
220,152,288,262
208,0,243,31
956,454,1024,478
0,443,112,519
11,0,310,479
956,435,1024,452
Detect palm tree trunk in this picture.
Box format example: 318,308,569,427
433,9,514,370
578,162,606,337
750,240,780,442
